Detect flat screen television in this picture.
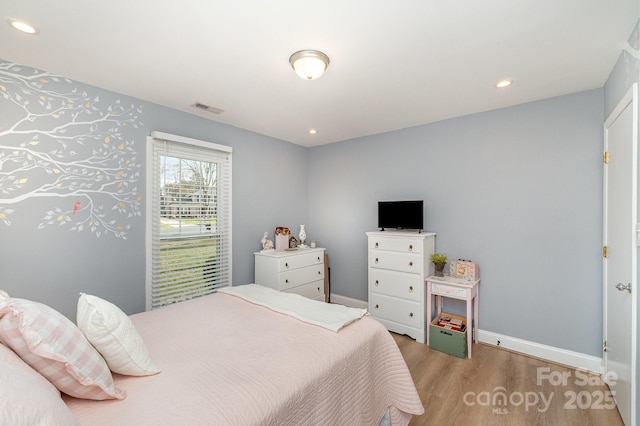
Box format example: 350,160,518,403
378,200,424,231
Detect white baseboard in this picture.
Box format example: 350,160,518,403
329,293,368,309
331,294,603,374
478,330,602,374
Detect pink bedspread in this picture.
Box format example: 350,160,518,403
64,292,423,425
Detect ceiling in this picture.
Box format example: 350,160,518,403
1,1,637,147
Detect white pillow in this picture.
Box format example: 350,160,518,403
0,342,81,425
77,293,160,376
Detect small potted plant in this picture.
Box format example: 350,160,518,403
430,252,447,277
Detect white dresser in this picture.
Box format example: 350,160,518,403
366,231,436,343
254,248,326,302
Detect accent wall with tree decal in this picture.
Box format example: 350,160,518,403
0,60,143,239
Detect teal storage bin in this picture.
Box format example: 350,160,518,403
429,312,468,358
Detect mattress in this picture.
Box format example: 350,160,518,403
63,290,424,425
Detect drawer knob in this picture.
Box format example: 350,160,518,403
408,244,413,251
409,312,414,318
375,280,379,286
285,279,289,283
318,271,321,275
375,242,379,248
317,256,321,261
409,261,413,267
375,304,379,309
375,258,379,264
285,262,289,268
409,286,413,292
317,286,321,292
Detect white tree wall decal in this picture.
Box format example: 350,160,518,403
0,61,143,239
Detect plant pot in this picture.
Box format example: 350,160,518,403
434,262,446,277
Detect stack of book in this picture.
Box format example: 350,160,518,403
435,315,466,333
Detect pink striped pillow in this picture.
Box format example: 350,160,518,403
0,296,125,400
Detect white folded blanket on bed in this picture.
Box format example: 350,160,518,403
218,284,368,332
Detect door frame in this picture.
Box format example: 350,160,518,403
603,82,638,426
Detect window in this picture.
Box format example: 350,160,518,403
146,132,232,309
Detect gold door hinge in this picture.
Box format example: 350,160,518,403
603,340,608,353
604,151,609,164
603,246,608,258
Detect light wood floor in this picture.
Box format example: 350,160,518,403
391,333,625,426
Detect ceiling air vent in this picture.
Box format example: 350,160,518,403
191,102,224,115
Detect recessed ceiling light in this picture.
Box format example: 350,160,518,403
7,18,39,35
496,79,512,88
309,129,317,134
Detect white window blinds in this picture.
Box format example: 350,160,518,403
146,132,232,309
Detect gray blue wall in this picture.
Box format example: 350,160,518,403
0,59,307,320
309,89,604,356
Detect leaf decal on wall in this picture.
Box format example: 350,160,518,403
0,60,144,239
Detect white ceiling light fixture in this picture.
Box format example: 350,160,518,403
7,18,39,35
289,50,330,80
495,79,513,88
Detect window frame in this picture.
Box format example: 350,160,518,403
145,131,232,310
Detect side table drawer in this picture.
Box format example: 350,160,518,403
369,293,422,328
370,269,422,302
431,283,466,298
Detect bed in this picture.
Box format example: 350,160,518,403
1,285,424,425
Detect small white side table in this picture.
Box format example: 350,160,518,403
426,275,480,358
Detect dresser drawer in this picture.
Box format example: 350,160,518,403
369,237,423,254
284,279,324,300
370,250,423,274
369,293,422,329
370,269,422,302
278,251,324,272
279,264,324,290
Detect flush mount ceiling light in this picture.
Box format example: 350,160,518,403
289,50,330,80
7,18,39,35
495,79,513,88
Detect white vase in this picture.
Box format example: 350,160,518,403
298,225,307,248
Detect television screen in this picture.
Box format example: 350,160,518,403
378,200,423,231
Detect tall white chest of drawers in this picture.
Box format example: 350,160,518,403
254,248,326,302
366,231,436,343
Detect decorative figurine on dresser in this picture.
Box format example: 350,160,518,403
366,231,436,343
260,232,274,251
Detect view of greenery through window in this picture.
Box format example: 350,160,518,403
158,155,220,304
